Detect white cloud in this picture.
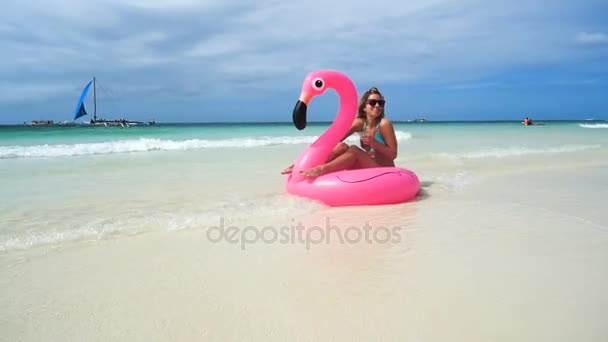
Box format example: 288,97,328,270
576,32,608,46
187,35,249,58
187,0,576,85
127,0,210,10
0,83,74,102
0,0,606,106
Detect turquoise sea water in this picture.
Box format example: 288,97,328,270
1,121,606,155
0,121,606,253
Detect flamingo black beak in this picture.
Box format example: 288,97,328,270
293,100,307,130
293,92,312,130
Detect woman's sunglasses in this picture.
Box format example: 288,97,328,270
367,99,385,107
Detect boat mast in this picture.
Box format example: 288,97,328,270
93,77,97,122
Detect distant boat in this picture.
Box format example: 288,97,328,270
26,120,79,127
73,77,156,127
29,120,55,126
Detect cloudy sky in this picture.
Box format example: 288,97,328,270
1,0,607,123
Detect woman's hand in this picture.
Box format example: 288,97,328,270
360,134,373,147
360,127,375,146
361,127,376,158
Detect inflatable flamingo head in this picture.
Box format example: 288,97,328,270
292,70,355,130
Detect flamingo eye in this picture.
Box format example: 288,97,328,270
312,78,324,90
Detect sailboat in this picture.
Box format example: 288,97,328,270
73,77,155,127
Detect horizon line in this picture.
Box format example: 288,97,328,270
1,118,606,127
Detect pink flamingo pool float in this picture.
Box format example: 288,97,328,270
286,70,420,206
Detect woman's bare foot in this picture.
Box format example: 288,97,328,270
280,165,294,175
300,165,325,177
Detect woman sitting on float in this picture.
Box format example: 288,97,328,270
282,86,398,177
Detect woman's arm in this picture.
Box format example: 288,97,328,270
341,118,364,141
372,119,398,160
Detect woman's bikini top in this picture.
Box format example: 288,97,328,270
361,119,386,146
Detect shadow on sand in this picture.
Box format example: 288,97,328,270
415,180,434,201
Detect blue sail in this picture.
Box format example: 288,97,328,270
73,80,92,121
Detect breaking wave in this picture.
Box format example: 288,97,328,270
0,132,413,159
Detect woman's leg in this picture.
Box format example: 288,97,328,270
301,146,379,177
281,142,350,174
327,142,349,162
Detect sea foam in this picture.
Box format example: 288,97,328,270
579,123,608,129
438,144,602,159
0,131,413,159
0,194,321,252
